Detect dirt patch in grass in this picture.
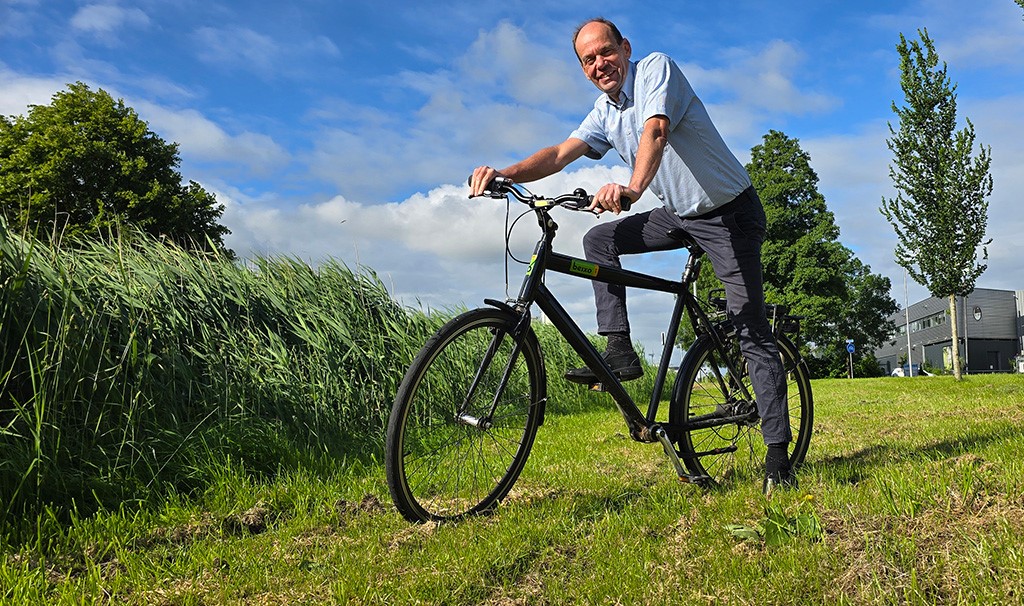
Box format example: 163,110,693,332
821,479,1024,603
387,519,439,552
334,494,386,517
224,501,273,535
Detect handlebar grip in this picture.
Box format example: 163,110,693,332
467,175,511,193
620,196,631,212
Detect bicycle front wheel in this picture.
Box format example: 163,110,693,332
671,332,812,485
385,307,546,523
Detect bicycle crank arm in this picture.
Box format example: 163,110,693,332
653,426,711,486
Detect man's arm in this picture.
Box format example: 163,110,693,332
590,114,670,213
629,114,670,196
470,138,591,197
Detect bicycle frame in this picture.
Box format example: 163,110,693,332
494,200,753,453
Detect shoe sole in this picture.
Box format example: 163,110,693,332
563,367,643,385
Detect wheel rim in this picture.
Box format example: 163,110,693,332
396,317,541,520
677,336,810,484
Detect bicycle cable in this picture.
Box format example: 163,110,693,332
503,198,536,298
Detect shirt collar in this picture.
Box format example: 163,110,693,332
603,60,637,109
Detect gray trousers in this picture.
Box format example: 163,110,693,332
582,188,792,445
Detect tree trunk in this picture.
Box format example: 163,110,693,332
948,294,962,380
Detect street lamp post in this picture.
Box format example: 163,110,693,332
904,268,913,377
963,294,969,375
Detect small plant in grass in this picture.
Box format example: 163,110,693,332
726,494,823,546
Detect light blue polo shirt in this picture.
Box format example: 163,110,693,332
569,52,752,217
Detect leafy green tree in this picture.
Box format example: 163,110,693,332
751,130,896,377
881,30,992,380
0,82,230,252
679,130,897,377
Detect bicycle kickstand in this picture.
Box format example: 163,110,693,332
653,426,712,486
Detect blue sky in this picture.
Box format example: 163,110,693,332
2,0,1023,360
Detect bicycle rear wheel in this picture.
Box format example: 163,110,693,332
670,332,812,485
385,307,546,523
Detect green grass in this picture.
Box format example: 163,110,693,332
2,375,1022,604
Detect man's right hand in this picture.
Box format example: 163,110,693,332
469,166,503,198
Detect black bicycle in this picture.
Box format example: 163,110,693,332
385,178,813,523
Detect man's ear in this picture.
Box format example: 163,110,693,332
622,38,632,61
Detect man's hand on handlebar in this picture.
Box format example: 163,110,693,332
465,172,633,214
469,166,503,198
589,183,637,215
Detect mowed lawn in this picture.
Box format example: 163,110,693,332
3,374,1023,605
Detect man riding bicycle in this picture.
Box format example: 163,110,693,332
469,18,795,494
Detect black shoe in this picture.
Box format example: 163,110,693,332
564,347,643,384
763,443,797,497
762,469,798,497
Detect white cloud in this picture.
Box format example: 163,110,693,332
193,26,280,72
132,100,289,172
0,67,67,116
224,165,637,265
0,0,41,39
904,0,1024,71
962,94,1024,292
70,3,149,36
192,25,339,77
684,40,838,119
306,95,573,201
456,21,594,113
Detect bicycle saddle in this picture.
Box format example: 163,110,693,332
666,228,701,252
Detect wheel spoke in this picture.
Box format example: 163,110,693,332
673,333,813,485
386,309,544,522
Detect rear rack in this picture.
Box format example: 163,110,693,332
705,292,803,337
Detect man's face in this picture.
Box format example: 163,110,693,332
574,22,632,98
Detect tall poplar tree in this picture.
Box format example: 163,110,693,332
881,29,993,380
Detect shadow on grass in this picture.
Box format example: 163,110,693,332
804,422,1022,484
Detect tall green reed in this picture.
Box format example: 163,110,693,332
0,219,610,537
0,222,440,528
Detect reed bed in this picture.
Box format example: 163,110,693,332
0,220,431,525
0,221,615,538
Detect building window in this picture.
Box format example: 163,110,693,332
911,311,946,333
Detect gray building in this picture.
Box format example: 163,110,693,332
875,288,1024,375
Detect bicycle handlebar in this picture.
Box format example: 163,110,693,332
468,176,632,213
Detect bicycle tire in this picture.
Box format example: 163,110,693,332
385,307,546,523
670,332,813,485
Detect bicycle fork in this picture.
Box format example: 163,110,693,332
454,304,533,430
